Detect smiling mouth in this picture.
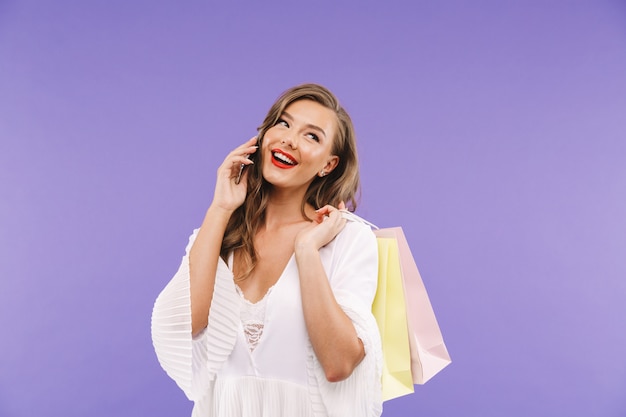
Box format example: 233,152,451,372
271,150,298,168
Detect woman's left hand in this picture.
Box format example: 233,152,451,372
295,201,347,252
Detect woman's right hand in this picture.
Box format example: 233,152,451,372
211,136,258,213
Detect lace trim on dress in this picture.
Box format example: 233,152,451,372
235,284,274,352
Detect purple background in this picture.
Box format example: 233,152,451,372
1,1,625,416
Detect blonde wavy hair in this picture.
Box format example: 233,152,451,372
221,83,361,280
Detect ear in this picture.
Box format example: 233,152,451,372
319,155,340,177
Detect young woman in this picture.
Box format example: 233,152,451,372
152,84,382,416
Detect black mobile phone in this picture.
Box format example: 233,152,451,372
235,156,250,185
235,136,258,184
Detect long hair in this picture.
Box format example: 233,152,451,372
221,83,361,280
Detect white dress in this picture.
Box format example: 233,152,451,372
151,219,383,417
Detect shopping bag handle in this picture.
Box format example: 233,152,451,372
340,209,380,230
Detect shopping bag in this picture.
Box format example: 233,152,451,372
371,236,414,401
375,227,451,385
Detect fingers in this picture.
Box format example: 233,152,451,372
234,137,259,164
314,205,332,222
218,137,259,175
223,137,258,162
238,135,259,148
315,202,345,216
233,136,259,156
211,137,260,211
314,204,347,228
232,154,255,167
296,203,348,250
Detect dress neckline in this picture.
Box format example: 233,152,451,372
228,252,295,304
228,252,296,353
234,282,275,305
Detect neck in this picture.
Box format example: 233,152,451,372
263,187,313,230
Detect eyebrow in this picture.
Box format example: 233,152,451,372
282,111,327,139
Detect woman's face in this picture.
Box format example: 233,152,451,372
261,99,339,193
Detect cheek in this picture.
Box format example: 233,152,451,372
261,128,280,148
259,131,274,149
304,149,332,169
314,139,337,159
264,125,280,137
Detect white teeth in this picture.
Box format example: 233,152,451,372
273,152,295,165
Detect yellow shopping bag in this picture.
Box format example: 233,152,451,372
372,237,414,401
341,210,451,399
376,228,452,386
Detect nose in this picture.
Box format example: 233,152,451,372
281,132,298,150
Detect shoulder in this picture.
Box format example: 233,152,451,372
334,212,377,251
340,211,377,238
343,216,374,236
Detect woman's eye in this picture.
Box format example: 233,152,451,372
306,133,320,142
275,118,289,127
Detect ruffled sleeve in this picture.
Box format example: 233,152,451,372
151,229,241,401
308,221,383,417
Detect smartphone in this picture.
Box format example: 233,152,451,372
235,156,250,185
235,136,258,184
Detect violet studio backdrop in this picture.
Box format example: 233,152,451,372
1,1,625,416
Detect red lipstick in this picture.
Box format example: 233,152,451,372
270,148,298,169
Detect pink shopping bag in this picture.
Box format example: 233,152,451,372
374,227,451,385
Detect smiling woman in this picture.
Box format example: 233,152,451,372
151,84,383,417
261,100,340,202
